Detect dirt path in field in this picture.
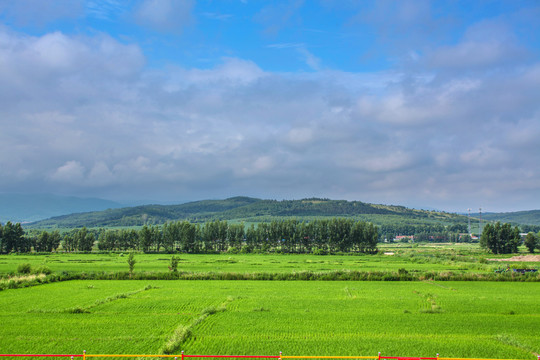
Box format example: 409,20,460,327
488,255,540,262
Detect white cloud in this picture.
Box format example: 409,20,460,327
161,57,265,92
88,162,115,186
427,19,529,70
286,128,314,144
347,152,415,173
297,47,321,71
50,161,85,183
0,26,539,211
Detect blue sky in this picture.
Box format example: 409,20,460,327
0,0,539,212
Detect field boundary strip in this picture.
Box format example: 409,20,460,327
0,353,538,360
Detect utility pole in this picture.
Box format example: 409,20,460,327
479,207,482,234
467,208,471,235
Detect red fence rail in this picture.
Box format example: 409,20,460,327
0,356,83,358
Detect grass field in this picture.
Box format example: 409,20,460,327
1,245,538,359
1,243,534,276
0,280,539,358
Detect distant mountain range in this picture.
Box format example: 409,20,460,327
0,193,122,223
3,194,539,230
25,196,472,229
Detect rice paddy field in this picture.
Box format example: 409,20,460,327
1,245,539,359
0,280,539,359
0,243,529,275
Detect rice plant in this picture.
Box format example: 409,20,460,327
0,280,539,359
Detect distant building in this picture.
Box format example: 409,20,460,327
394,235,414,242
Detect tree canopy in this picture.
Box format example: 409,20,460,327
480,222,521,254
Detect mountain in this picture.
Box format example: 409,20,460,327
26,196,469,229
472,210,540,226
0,193,122,223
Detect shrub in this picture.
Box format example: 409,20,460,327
240,245,253,254
33,265,52,275
312,248,327,255
17,263,32,274
169,256,179,272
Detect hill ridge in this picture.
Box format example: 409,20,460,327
25,196,473,229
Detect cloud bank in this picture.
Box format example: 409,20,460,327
0,1,539,212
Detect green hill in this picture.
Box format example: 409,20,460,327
476,210,540,226
26,197,470,230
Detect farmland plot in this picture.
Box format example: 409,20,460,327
0,251,498,275
0,281,538,359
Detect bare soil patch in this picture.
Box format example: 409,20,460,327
488,255,540,262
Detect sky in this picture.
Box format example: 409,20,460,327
0,0,539,213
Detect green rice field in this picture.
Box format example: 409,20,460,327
0,280,539,359
0,243,527,275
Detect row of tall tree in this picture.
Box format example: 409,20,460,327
1,219,379,254
0,222,92,253
98,218,380,253
3,219,533,254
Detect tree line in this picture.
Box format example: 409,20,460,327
379,223,469,242
480,221,540,254
3,219,537,255
1,218,379,254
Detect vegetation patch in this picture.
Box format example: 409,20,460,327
160,297,234,354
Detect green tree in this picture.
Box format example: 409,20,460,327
63,234,77,252
139,225,153,253
1,222,25,253
35,230,61,252
180,221,197,253
162,222,180,253
98,229,117,251
480,222,521,254
35,231,49,252
524,232,538,253
76,227,95,252
151,225,163,252
49,230,62,252
460,234,472,243
127,252,136,278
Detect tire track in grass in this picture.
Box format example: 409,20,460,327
27,284,158,314
160,296,235,355
422,280,457,291
494,334,539,357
